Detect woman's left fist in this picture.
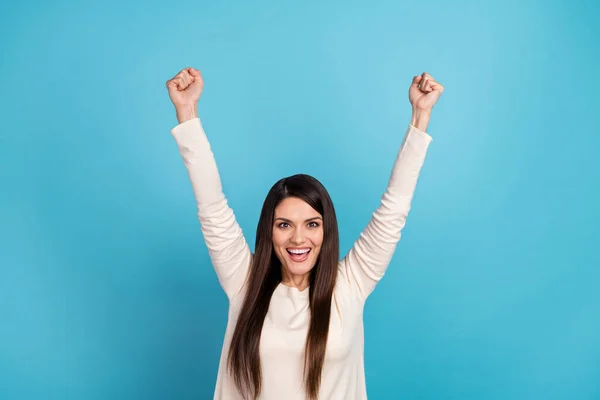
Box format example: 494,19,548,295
409,72,444,113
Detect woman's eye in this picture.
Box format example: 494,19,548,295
308,222,320,228
278,222,289,228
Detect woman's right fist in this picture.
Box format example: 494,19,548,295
166,67,204,111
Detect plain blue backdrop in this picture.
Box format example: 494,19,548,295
1,0,599,399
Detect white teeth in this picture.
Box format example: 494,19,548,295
288,249,310,255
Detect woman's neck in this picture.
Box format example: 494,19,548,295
280,272,310,291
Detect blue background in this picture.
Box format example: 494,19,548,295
1,0,599,399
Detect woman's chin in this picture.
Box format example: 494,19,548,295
283,261,316,277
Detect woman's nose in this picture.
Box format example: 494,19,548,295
290,227,305,244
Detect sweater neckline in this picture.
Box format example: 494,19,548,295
277,282,310,298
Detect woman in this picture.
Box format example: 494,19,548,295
166,67,443,400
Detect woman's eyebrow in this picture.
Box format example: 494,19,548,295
275,217,323,222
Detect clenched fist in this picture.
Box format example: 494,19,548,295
409,72,444,113
166,67,204,123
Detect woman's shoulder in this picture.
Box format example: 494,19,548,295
334,262,366,307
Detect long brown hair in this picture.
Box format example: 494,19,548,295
227,174,339,400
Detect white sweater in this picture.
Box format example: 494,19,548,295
171,117,432,399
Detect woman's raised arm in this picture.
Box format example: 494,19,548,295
339,72,444,301
167,67,252,300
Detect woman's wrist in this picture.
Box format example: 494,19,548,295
411,108,431,132
176,105,198,124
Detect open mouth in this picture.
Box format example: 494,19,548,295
286,248,311,263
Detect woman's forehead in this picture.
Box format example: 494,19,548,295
274,197,321,219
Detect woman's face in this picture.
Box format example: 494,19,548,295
272,197,324,280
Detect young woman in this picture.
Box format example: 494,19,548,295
166,67,443,400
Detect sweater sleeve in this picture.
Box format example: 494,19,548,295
171,117,252,300
339,124,432,301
